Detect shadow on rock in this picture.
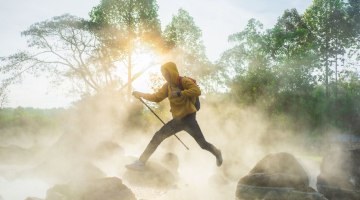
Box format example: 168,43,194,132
317,149,360,200
236,152,327,200
123,160,176,188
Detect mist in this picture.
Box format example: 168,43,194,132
1,0,360,200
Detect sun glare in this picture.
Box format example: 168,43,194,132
120,52,164,94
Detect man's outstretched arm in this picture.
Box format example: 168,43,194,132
133,83,168,102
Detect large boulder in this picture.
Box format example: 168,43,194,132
239,173,307,189
45,177,136,200
249,152,309,186
317,149,360,200
123,160,176,188
236,152,326,200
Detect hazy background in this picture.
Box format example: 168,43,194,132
0,0,312,108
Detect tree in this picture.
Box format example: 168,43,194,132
163,8,213,78
304,0,354,99
217,19,274,106
266,9,318,116
90,0,163,99
0,87,8,110
0,14,124,95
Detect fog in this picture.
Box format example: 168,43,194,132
0,91,325,200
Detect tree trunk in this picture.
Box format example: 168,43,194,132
335,55,338,127
128,53,132,100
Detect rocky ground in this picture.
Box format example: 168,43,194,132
1,138,359,200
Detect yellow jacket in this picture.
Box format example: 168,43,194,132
143,62,201,120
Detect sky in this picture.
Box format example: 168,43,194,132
0,0,313,108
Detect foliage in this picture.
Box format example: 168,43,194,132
0,14,123,95
0,107,65,145
90,0,164,97
163,8,213,78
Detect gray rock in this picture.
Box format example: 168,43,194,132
249,152,309,186
317,184,360,200
236,184,328,200
123,160,176,188
236,152,321,200
25,197,44,200
317,149,360,200
46,177,136,200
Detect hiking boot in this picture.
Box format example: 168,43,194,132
216,149,223,167
125,160,146,171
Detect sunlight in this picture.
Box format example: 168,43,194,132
132,52,163,93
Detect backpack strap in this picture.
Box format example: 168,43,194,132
177,76,184,90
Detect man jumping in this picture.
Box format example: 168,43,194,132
126,62,222,171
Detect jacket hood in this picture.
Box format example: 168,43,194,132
161,62,179,85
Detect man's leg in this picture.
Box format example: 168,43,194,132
139,119,182,164
183,113,221,159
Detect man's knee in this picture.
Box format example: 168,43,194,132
150,131,166,145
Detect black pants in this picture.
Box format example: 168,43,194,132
139,112,220,163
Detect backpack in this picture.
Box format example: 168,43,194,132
166,76,201,111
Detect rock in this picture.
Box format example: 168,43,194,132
123,160,176,188
93,141,124,160
239,173,306,189
236,184,327,200
0,195,3,200
317,149,360,200
46,177,136,200
316,185,360,200
160,152,179,173
236,152,323,200
249,152,309,186
208,174,230,188
25,197,44,200
317,149,360,190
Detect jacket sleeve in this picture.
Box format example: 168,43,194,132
142,83,168,102
181,78,201,97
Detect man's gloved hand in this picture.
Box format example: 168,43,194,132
172,90,181,97
132,91,143,99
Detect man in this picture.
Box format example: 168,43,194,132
126,62,222,171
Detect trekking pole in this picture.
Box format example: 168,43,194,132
138,97,189,150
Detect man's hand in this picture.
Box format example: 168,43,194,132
132,91,143,99
172,91,181,97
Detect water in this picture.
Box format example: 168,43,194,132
0,176,48,200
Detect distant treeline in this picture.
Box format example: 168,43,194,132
0,107,66,145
